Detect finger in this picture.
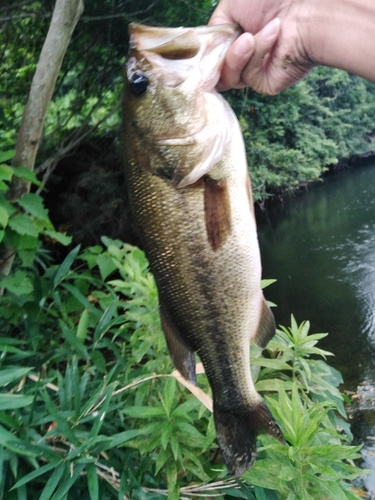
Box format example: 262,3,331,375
208,15,231,27
217,33,255,91
241,18,281,93
208,0,232,27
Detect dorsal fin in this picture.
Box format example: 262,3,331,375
204,177,232,251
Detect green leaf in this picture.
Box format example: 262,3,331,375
0,206,9,227
0,164,13,181
76,309,90,342
0,270,33,296
222,487,251,499
166,461,177,497
39,463,66,500
53,245,81,287
162,377,176,416
0,394,33,410
255,379,294,393
0,150,15,163
155,448,169,474
18,193,49,220
174,421,206,447
159,422,172,451
8,214,39,237
122,406,166,418
50,463,85,500
87,463,99,500
252,358,292,371
60,321,89,360
244,458,296,492
41,390,80,446
0,367,33,386
11,461,62,490
96,253,117,280
170,433,180,461
4,439,60,461
60,283,98,313
12,167,42,187
261,279,277,289
254,486,281,500
93,303,117,341
43,229,72,246
171,401,197,420
108,429,144,449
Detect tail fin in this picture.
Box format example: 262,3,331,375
214,400,285,477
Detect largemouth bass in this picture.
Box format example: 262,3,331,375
123,22,284,477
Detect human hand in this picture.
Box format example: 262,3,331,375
209,0,315,95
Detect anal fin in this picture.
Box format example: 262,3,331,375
251,297,276,348
160,302,196,384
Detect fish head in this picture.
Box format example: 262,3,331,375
124,23,240,142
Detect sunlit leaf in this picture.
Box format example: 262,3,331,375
8,214,39,237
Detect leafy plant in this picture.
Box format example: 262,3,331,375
0,149,71,292
0,238,367,499
245,317,364,499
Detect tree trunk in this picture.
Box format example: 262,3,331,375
0,0,84,279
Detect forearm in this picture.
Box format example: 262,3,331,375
306,0,375,82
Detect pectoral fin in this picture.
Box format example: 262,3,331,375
251,297,276,348
160,302,196,384
177,94,235,188
204,177,232,251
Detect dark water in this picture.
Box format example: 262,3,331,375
256,162,375,495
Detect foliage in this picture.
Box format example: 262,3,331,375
0,149,71,284
229,67,375,200
0,234,367,499
247,318,364,499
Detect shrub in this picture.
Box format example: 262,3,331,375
0,236,366,499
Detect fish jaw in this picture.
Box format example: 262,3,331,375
124,23,241,187
127,22,240,90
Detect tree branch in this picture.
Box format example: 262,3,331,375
35,99,121,191
9,0,84,201
0,0,84,280
0,13,51,22
0,0,36,13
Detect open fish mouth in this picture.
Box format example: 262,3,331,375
127,22,240,89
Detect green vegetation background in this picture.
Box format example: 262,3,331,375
0,0,374,498
2,0,375,248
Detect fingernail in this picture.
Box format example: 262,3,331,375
233,33,254,58
260,18,280,40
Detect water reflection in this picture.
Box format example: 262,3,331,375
256,162,375,494
343,225,375,340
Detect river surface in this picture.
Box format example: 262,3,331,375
256,162,375,496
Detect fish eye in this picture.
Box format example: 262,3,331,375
130,73,148,96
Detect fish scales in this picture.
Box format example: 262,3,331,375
123,22,284,477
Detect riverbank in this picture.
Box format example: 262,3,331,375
256,161,375,497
